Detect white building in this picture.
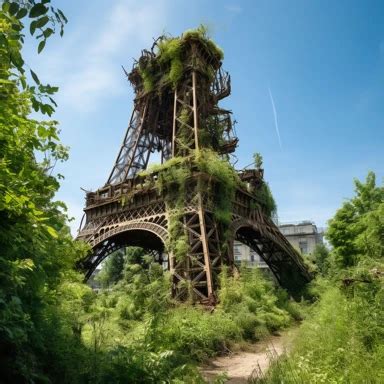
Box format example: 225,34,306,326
279,221,323,255
233,221,324,267
233,241,268,268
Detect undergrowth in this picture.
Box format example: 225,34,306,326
250,172,384,384
78,252,298,383
250,279,384,384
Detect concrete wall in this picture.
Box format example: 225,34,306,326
233,241,268,268
279,222,323,254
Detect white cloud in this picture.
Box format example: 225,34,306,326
27,0,172,229
89,1,163,57
35,0,169,112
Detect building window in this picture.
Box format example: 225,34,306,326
234,244,242,261
299,241,308,254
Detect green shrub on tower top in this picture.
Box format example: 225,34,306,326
137,25,224,91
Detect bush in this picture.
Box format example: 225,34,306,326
251,281,384,383
218,267,291,340
252,173,384,383
150,306,241,361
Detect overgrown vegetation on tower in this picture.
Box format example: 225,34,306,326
133,26,277,269
137,25,224,92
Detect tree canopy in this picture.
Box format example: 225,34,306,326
327,171,384,269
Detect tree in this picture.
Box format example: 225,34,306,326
326,171,384,270
95,247,153,288
96,249,126,288
0,3,92,382
311,243,330,275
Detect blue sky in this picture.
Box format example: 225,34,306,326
24,0,383,233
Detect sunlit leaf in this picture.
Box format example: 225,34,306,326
45,225,58,238
2,2,10,12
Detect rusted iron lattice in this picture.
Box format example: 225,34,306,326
77,34,311,303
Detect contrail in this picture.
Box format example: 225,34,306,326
268,87,282,149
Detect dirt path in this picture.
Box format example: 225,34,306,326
200,327,297,383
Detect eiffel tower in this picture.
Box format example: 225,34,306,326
77,30,311,302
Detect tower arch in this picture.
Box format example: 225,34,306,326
80,222,168,280
229,218,311,298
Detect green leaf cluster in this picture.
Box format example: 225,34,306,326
327,171,384,269
251,172,384,384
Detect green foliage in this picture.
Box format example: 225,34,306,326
158,37,183,62
0,5,93,382
355,201,384,259
155,159,191,197
255,182,277,217
138,64,155,92
124,246,148,264
218,267,291,339
149,305,242,361
169,58,183,86
148,264,292,356
252,172,384,383
0,5,210,382
158,37,183,86
183,24,224,60
147,149,277,265
327,171,384,270
178,106,193,149
119,258,172,319
138,25,224,90
1,1,67,115
252,281,384,383
154,159,191,261
91,345,205,384
195,149,239,226
0,6,302,381
81,258,208,383
79,259,294,381
305,243,330,276
253,152,263,169
139,156,185,176
95,249,126,288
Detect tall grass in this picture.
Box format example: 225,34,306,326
250,278,384,383
76,260,299,382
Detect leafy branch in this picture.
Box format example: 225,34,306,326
1,0,67,115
